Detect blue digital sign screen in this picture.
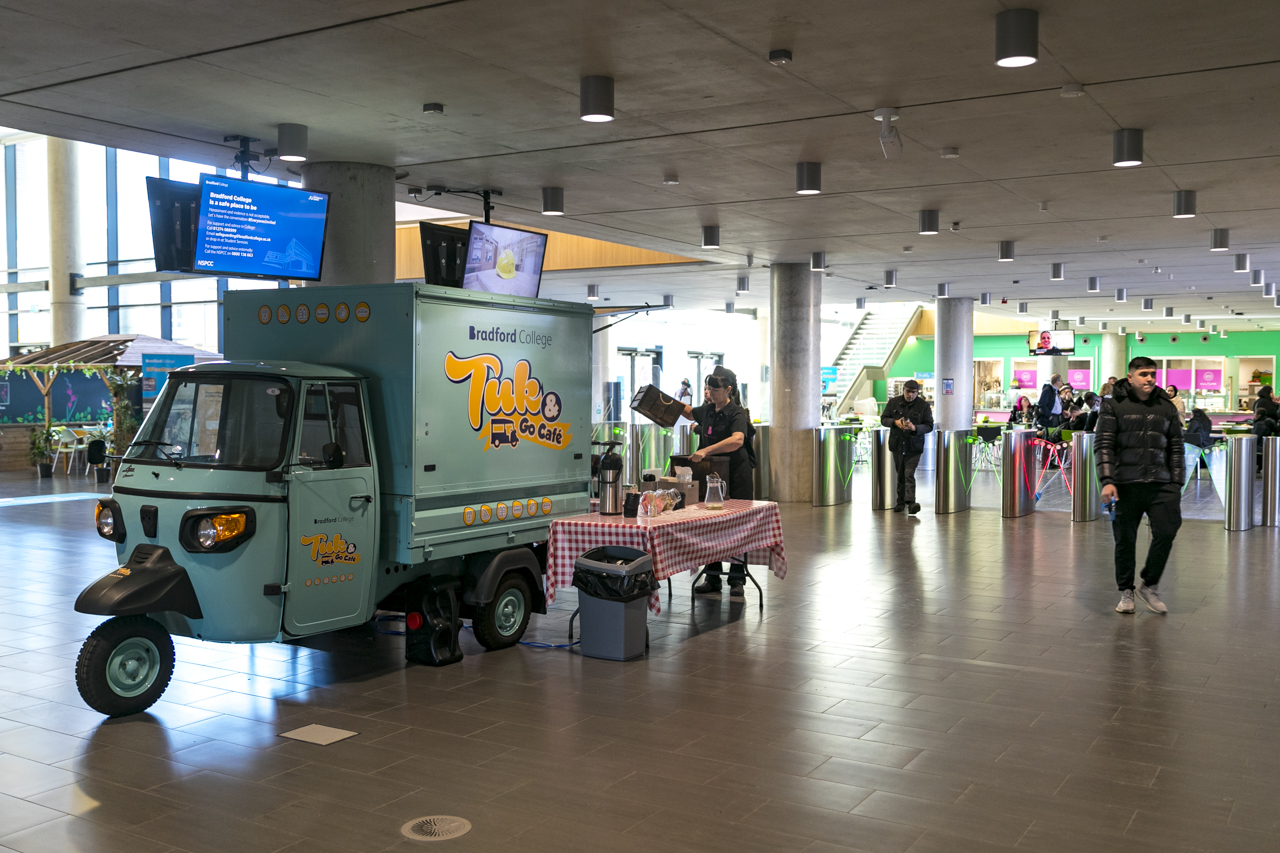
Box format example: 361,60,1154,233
193,175,329,280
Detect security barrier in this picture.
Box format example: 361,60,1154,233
813,425,856,506
1225,434,1256,531
1262,436,1280,527
1071,431,1101,522
870,428,897,510
1001,429,1037,518
934,429,973,514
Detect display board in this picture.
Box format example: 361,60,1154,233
1028,329,1075,355
193,175,329,280
462,222,547,297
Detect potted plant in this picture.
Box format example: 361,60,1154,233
28,427,55,478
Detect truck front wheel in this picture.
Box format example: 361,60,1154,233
75,615,175,717
472,573,531,650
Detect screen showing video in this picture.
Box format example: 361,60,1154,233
193,175,329,281
1029,329,1075,355
462,222,547,298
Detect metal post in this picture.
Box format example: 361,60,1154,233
1001,429,1037,518
752,424,770,500
870,428,897,510
1262,436,1280,527
812,425,855,506
1071,431,1101,522
934,429,973,514
1225,434,1256,531
630,423,674,483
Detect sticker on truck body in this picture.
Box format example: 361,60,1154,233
444,352,572,452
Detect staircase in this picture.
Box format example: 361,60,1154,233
828,306,920,412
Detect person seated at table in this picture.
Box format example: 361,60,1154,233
681,366,755,597
1082,391,1101,431
1185,408,1213,449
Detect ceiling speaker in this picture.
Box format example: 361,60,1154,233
1169,335,1180,344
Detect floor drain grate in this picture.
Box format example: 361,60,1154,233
401,816,472,842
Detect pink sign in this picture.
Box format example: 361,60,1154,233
1067,369,1090,390
1195,369,1223,390
1014,369,1036,389
1165,369,1192,392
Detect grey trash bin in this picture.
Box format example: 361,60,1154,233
572,546,656,661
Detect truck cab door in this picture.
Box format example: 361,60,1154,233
283,381,378,636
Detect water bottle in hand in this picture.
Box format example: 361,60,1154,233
1104,498,1117,521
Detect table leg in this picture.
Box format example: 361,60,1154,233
741,557,763,611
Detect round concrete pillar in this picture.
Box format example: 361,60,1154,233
1100,332,1127,389
934,297,974,431
769,263,820,502
300,162,395,286
48,137,85,345
1038,355,1068,391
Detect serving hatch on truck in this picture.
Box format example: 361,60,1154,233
73,283,592,716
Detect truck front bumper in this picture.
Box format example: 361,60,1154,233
75,544,204,620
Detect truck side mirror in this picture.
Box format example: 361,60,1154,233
86,440,107,466
322,442,345,470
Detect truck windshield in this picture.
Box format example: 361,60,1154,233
127,375,294,470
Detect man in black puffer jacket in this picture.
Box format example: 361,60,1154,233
1095,356,1185,616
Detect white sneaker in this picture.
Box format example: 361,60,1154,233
1116,590,1135,614
1137,585,1168,614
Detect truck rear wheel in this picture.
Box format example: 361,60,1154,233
472,573,531,650
75,615,175,717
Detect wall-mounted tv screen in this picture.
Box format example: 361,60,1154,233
192,175,329,281
419,222,469,288
1029,329,1075,356
146,177,200,273
462,221,547,298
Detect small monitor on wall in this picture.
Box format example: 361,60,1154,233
1029,329,1075,356
462,222,548,298
192,175,329,281
146,177,201,273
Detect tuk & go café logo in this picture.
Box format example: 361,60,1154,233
444,352,570,451
299,533,361,566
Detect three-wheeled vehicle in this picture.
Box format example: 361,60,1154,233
74,283,591,716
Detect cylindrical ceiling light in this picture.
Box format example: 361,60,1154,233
918,209,940,235
795,162,822,195
1197,319,1207,329
995,9,1039,67
937,282,950,297
1265,282,1276,298
1221,329,1229,338
1017,302,1028,314
1210,228,1230,251
736,275,749,294
811,252,826,271
1087,276,1101,292
586,284,599,301
276,123,308,162
1051,262,1065,280
726,301,735,314
1252,269,1265,286
998,241,1015,262
1211,324,1219,333
1142,298,1154,311
541,186,564,215
884,270,897,288
1076,316,1086,326
1118,326,1127,335
1182,314,1192,325
855,297,867,310
702,225,720,249
1173,189,1197,218
1099,322,1108,331
980,292,992,305
663,294,675,308
1112,128,1143,167
580,75,615,122
1164,306,1174,318
1235,253,1250,272
1116,288,1127,302
1050,309,1060,320
1274,294,1280,308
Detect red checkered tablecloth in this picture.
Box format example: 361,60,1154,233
546,500,787,613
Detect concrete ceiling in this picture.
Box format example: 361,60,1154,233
3,0,1280,331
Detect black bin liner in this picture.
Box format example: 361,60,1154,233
572,546,658,603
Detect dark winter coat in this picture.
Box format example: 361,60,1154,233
1095,379,1185,487
881,394,935,455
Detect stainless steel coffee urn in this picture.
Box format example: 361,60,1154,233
594,440,624,515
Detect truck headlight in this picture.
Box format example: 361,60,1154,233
180,507,256,553
95,500,126,542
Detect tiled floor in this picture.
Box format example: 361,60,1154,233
1,467,1279,852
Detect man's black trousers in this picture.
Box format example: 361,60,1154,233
1112,482,1182,591
894,450,922,505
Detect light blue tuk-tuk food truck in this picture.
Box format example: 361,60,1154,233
74,283,592,716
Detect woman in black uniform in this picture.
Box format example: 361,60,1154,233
679,366,755,597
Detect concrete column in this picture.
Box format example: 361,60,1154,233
769,263,820,502
1038,355,1068,391
300,162,395,286
1100,332,1127,389
934,296,974,431
48,137,85,345
591,313,609,421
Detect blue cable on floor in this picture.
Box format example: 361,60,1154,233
373,614,579,648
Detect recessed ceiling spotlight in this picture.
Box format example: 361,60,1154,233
586,284,599,301
903,246,913,253
998,241,1015,262
1252,269,1265,286
662,174,679,185
1235,253,1251,273
1153,267,1162,274
1210,228,1229,251
884,270,897,288
950,221,961,232
1142,298,1154,311
580,75,615,122
874,108,903,158
701,225,720,249
795,162,822,194
995,8,1039,67
769,49,792,66
275,123,308,162
1097,236,1109,242
1174,189,1196,218
1060,83,1085,97
736,275,749,294
541,186,564,215
1112,128,1143,167
918,209,940,235
1051,262,1065,280
1087,276,1101,293
940,147,960,159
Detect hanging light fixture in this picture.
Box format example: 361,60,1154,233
980,292,992,305
994,9,1039,67
1050,309,1060,320
918,209,940,235
1087,276,1101,292
855,297,867,310
1173,189,1197,218
1076,316,1086,326
1099,322,1108,331
1182,314,1192,325
1112,129,1143,167
998,241,1015,262
937,282,950,297
795,162,822,195
1221,329,1229,338
1252,269,1265,286
702,225,720,249
884,270,897,288
1211,324,1219,333
1017,302,1028,314
726,301,735,314
1142,298,1154,311
1164,306,1174,318
586,284,599,301
1235,253,1250,272
579,76,615,122
736,275,749,294
1116,288,1127,302
541,186,564,216
1210,228,1230,251
663,294,675,307
1197,320,1207,330
811,252,826,271
1051,262,1065,280
275,123,308,162
1265,282,1276,298
1118,326,1127,335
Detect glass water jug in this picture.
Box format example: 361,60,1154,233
704,474,725,509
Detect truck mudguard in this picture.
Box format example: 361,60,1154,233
464,548,546,614
74,545,204,620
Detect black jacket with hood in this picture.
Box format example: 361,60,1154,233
1095,378,1185,487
